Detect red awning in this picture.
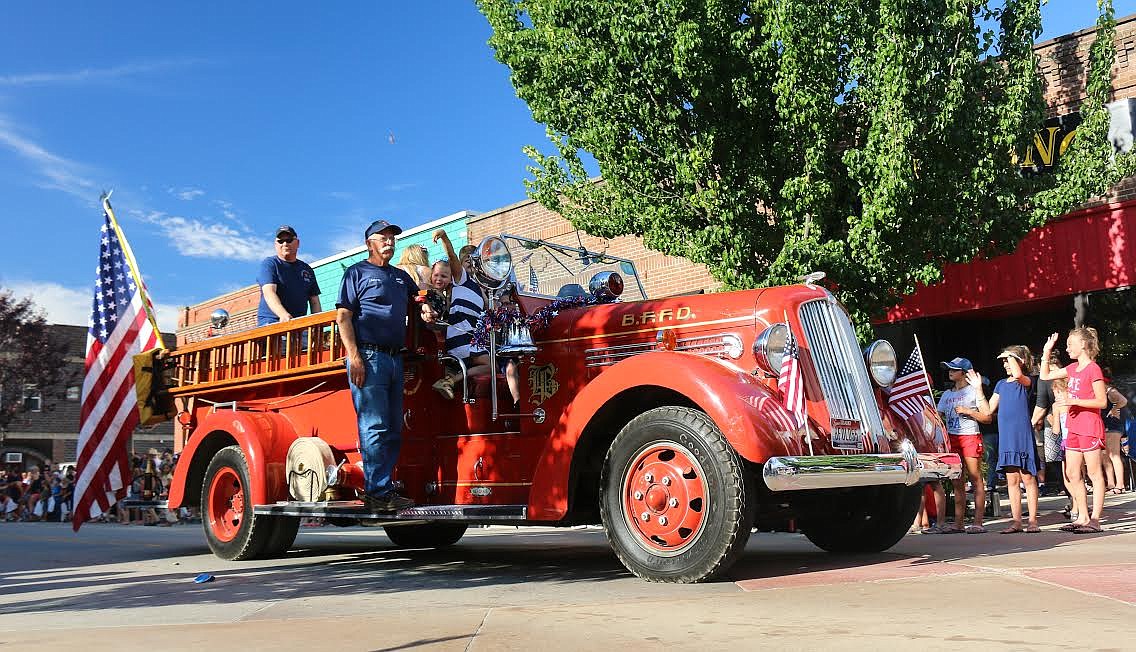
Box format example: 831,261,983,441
885,199,1136,322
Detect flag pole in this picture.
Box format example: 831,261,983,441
913,333,935,405
101,192,165,348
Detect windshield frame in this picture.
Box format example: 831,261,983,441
500,234,648,301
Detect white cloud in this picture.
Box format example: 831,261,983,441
170,187,205,201
0,116,98,202
0,59,204,87
134,210,269,262
4,280,181,333
384,183,419,192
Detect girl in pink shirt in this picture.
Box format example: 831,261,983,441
1039,327,1108,533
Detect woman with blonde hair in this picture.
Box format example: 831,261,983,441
1041,327,1109,534
395,244,431,289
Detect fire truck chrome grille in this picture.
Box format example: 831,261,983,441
798,299,886,449
585,334,738,367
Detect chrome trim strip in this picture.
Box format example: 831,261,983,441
585,333,740,367
762,442,962,491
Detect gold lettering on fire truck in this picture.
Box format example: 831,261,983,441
528,364,560,405
620,306,695,327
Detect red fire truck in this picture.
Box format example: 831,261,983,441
158,234,960,583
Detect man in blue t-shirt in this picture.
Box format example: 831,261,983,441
336,219,425,512
256,225,322,326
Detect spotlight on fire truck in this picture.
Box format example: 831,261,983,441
210,309,230,329
588,271,624,301
752,323,790,374
471,236,514,290
864,340,898,387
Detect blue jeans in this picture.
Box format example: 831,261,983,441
983,432,1000,489
346,349,403,497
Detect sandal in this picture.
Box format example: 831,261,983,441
1072,524,1103,534
1000,526,1024,534
1107,487,1124,496
920,526,943,534
1059,523,1081,532
939,525,964,534
1024,525,1042,533
964,525,987,534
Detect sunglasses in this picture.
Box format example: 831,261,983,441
276,237,295,244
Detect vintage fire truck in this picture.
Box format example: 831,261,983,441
156,234,960,583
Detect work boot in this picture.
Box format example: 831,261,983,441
432,374,456,400
362,492,415,512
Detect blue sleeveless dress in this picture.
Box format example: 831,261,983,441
995,379,1039,474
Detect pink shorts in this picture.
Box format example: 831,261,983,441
949,434,983,459
1065,432,1105,452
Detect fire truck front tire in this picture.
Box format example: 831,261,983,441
600,407,754,583
383,523,468,548
795,484,922,553
201,445,274,561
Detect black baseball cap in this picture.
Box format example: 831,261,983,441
275,225,298,238
365,219,402,239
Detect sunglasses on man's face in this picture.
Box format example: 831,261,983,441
276,237,295,244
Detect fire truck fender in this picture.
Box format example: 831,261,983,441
167,411,300,509
528,352,808,521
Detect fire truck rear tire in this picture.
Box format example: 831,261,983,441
796,484,922,553
383,523,468,548
201,445,274,561
600,406,754,583
261,516,300,557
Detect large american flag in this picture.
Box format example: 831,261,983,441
72,200,160,531
776,327,806,431
888,341,933,420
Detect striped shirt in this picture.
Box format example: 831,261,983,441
444,267,485,360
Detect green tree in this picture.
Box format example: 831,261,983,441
478,0,1134,326
0,289,70,432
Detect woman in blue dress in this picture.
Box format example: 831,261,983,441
967,345,1041,533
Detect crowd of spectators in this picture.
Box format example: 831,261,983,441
0,448,195,525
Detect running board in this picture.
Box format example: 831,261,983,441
253,501,527,521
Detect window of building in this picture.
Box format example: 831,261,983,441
23,384,42,412
66,386,81,401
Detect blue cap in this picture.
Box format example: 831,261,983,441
940,357,973,371
364,219,402,239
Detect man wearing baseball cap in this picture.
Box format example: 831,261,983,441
256,225,322,326
933,355,989,534
335,219,423,512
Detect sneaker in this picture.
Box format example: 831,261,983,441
362,492,415,512
432,377,455,400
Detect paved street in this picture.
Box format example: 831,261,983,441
1,494,1134,651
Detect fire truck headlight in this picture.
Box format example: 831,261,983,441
752,323,789,374
865,340,897,387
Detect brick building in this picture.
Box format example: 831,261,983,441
0,325,176,470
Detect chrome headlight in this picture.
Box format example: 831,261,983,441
864,340,897,387
752,323,790,374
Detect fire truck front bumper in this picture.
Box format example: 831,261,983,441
762,440,962,492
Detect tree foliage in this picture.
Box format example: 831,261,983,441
478,0,1133,325
0,289,70,432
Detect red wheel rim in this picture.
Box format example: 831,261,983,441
207,467,245,543
621,442,709,556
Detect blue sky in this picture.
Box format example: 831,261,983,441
0,1,1120,330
